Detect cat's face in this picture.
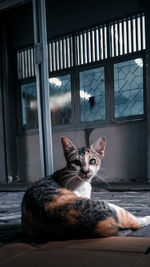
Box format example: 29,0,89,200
61,136,106,181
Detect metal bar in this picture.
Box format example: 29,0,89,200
117,22,120,56
90,29,94,62
86,30,90,63
24,49,28,78
48,42,52,72
131,17,134,53
63,38,67,68
142,14,146,49
72,34,77,66
96,27,100,60
113,23,116,57
62,37,65,68
102,26,105,58
66,37,69,67
83,31,86,64
94,27,98,61
21,51,25,79
51,42,54,72
52,42,56,71
66,37,70,68
135,16,138,51
78,33,81,65
126,18,129,54
27,49,31,77
59,39,63,69
55,40,58,71
30,48,35,76
140,14,143,50
58,39,62,69
32,0,53,177
80,33,84,64
17,51,21,79
69,36,73,67
98,26,102,59
122,19,125,54
108,25,111,58
104,26,107,58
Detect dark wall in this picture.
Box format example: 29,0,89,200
7,0,148,49
46,0,145,39
7,2,34,48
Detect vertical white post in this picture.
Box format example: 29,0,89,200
145,10,150,181
32,0,53,177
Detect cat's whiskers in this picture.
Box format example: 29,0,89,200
95,174,110,187
76,175,85,183
65,175,78,188
59,171,78,181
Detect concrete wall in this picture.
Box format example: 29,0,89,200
17,120,147,183
17,134,41,183
2,0,148,183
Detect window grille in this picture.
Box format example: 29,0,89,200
75,25,108,65
17,47,35,79
110,14,145,57
48,35,74,72
17,13,146,79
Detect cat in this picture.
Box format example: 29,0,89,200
22,136,150,240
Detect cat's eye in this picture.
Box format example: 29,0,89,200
89,159,96,165
72,160,81,166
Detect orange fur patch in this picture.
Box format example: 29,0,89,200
65,209,79,224
117,209,141,229
45,188,78,211
94,217,119,237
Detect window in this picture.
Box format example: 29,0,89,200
80,67,105,122
17,13,146,80
49,74,72,126
114,58,144,118
21,82,38,130
17,13,146,132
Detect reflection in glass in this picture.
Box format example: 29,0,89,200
80,67,105,122
49,75,72,126
114,58,144,118
21,82,38,130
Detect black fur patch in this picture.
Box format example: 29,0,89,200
22,177,118,239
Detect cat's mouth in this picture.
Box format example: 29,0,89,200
79,172,92,180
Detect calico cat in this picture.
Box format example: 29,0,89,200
22,136,150,240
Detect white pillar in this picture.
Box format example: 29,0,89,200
32,0,53,177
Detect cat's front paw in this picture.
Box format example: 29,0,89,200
137,216,150,227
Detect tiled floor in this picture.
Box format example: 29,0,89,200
1,190,150,266
0,190,150,247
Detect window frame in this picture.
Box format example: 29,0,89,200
74,61,109,130
17,77,39,136
17,52,146,135
110,52,146,124
49,70,74,131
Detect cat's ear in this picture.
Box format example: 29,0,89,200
90,136,106,159
61,136,77,160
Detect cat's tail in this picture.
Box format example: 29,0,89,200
108,203,150,230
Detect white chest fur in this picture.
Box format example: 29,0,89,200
73,182,91,199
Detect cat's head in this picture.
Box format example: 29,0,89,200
61,136,106,181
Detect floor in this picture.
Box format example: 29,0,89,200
1,189,150,266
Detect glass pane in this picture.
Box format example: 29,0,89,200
21,82,38,130
114,58,144,118
80,67,105,122
49,75,72,126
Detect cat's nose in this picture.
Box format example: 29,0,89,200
81,168,89,175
